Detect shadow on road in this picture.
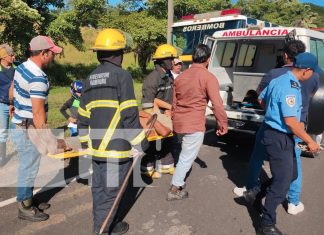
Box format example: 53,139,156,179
203,130,267,231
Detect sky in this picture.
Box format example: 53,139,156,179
108,0,324,7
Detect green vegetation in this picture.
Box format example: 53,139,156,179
308,3,324,27
48,82,143,128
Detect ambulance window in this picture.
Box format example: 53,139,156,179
310,39,324,69
237,44,257,67
317,41,324,68
213,41,236,67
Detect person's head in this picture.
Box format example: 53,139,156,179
70,80,83,98
172,58,183,74
282,40,306,64
0,44,15,67
27,36,62,68
192,44,211,67
153,44,178,71
91,28,126,66
292,52,321,81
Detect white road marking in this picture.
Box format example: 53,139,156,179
0,170,92,208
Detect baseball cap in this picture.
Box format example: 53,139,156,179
29,36,62,54
173,58,183,65
293,52,322,73
0,44,14,59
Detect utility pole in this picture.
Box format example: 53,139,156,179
167,0,174,44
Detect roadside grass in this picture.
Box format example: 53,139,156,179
47,82,143,129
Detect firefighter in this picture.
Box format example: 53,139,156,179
141,44,177,178
78,28,148,235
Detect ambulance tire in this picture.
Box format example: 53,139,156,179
307,70,324,135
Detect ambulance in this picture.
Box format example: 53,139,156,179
204,27,324,141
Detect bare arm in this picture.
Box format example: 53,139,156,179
8,81,15,116
31,98,47,129
284,117,320,152
206,75,228,136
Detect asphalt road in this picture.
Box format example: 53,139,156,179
0,132,323,235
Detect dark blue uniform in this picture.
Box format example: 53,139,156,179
258,71,301,226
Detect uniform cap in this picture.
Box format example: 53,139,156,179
173,58,183,65
29,36,62,54
293,52,322,73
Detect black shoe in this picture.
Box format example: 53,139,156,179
243,189,258,205
18,206,49,222
257,224,284,235
110,221,129,235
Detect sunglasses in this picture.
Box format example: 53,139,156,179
174,63,182,66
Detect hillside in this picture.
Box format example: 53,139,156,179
307,3,324,27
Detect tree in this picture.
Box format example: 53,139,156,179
99,10,167,74
235,0,318,28
0,0,107,57
146,0,232,19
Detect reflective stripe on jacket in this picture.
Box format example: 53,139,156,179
78,61,148,161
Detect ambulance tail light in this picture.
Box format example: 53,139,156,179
220,8,241,16
181,14,195,20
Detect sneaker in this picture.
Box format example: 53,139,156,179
257,224,284,235
110,221,129,235
167,187,188,201
287,202,304,215
233,186,246,197
157,166,175,175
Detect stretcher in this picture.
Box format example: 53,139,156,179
48,112,173,159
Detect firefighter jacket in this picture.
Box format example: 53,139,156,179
78,61,148,162
142,64,173,109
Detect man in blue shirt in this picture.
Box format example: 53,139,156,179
11,36,62,222
234,40,320,215
0,44,15,167
256,52,320,235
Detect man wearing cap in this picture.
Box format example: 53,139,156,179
0,44,15,166
256,52,321,235
171,58,183,79
10,35,62,222
234,40,320,216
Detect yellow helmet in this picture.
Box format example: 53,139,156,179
152,44,178,60
91,28,126,51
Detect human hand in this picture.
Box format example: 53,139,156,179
216,126,228,136
9,105,15,117
68,117,77,123
164,110,172,117
307,141,321,153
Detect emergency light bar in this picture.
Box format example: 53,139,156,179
181,8,241,21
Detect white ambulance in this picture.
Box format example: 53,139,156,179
204,27,324,138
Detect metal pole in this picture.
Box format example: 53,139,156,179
167,0,174,44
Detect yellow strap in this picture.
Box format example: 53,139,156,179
87,148,130,159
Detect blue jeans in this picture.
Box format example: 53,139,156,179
287,139,302,205
10,123,41,202
246,123,266,191
0,103,10,143
171,132,204,187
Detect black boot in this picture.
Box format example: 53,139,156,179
18,199,49,222
109,221,129,235
257,224,284,235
